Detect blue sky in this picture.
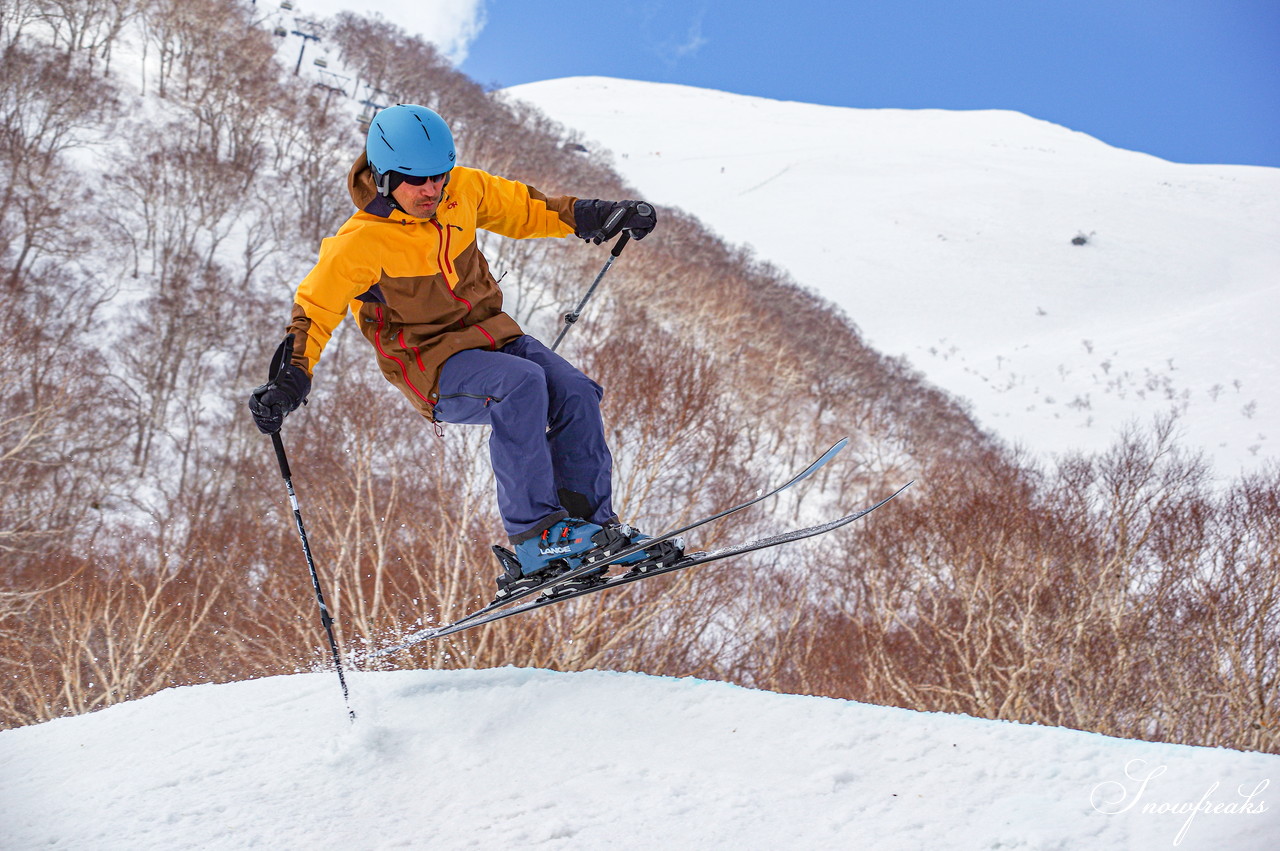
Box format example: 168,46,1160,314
458,0,1280,168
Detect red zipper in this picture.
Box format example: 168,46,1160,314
432,220,457,277
374,305,433,406
430,220,491,347
434,220,471,310
398,330,425,371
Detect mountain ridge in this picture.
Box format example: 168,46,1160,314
506,75,1280,476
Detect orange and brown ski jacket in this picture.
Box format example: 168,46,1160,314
285,154,579,418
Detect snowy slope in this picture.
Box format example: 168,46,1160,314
264,0,483,64
1,668,1275,850
504,77,1280,478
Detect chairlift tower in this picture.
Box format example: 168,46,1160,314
357,84,396,129
290,28,321,75
314,67,350,99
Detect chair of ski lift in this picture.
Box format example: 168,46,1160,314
280,0,294,9
314,57,328,68
273,26,288,37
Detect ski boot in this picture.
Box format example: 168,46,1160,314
492,518,608,601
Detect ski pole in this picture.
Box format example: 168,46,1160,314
550,203,651,352
259,335,355,721
270,430,355,722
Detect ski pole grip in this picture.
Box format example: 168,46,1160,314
610,229,631,257
612,202,653,255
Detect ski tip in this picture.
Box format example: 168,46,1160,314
814,437,850,465
827,437,850,460
880,481,914,504
791,437,851,485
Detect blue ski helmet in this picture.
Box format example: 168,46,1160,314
366,104,456,196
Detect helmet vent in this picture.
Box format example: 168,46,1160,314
373,121,395,151
412,113,432,141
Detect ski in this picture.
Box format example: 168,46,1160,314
401,437,851,639
371,481,910,656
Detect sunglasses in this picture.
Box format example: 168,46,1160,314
374,167,452,198
397,171,450,186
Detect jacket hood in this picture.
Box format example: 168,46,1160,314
347,153,400,219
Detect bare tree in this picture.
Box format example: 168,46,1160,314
36,0,141,69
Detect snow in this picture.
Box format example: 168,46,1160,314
1,668,1274,849
503,77,1280,479
267,0,485,64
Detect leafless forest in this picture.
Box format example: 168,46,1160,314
1,0,1275,754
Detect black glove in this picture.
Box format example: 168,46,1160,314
248,335,311,434
573,199,657,244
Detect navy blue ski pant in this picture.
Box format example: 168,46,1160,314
434,335,616,543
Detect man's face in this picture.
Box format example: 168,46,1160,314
391,172,450,218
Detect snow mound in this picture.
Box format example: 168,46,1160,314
1,668,1275,849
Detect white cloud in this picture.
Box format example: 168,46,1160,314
669,15,708,60
277,0,487,65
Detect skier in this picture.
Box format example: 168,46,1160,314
248,104,679,598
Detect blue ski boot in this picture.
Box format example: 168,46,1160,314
493,518,607,600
